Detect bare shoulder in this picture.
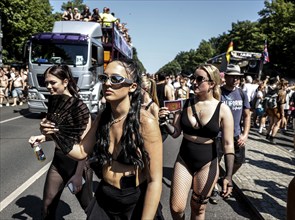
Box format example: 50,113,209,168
140,109,161,136
140,109,158,125
220,102,232,119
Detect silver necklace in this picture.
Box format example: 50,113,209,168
110,115,127,126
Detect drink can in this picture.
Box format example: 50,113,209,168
33,143,46,161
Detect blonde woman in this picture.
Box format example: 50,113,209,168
141,76,160,119
159,64,235,220
175,77,190,100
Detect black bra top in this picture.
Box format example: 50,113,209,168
181,99,222,138
145,100,153,110
113,149,134,165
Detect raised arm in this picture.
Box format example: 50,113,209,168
39,113,100,160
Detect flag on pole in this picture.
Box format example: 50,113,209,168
263,40,270,64
226,41,233,63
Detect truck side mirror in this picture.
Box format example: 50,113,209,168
97,47,104,66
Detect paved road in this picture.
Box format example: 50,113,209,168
0,104,255,219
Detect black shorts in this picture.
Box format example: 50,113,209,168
233,136,246,164
216,136,245,165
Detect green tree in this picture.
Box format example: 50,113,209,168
0,0,56,63
157,60,181,76
132,47,146,74
258,0,295,76
61,0,86,12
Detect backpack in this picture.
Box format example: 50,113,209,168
263,87,278,109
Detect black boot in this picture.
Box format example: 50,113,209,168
269,136,276,144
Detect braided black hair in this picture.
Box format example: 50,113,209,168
95,58,148,169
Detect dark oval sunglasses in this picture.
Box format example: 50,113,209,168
98,74,133,85
190,75,211,83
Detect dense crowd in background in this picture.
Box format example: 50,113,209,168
1,60,295,219
0,66,29,107
143,71,295,147
61,5,132,45
1,63,295,147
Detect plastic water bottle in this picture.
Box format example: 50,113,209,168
32,142,46,161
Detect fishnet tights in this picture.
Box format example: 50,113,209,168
170,156,219,220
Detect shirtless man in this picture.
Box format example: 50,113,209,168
0,68,10,107
11,70,24,106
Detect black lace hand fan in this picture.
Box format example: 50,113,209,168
47,94,90,154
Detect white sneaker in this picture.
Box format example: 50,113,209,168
19,102,23,106
6,103,9,106
0,104,2,107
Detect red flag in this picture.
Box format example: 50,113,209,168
263,40,270,64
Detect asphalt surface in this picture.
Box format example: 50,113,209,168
2,103,291,219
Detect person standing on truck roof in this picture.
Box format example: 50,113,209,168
81,6,92,22
101,7,118,43
73,8,81,21
91,8,102,23
62,7,74,21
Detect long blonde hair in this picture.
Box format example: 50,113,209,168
142,77,160,106
197,64,221,100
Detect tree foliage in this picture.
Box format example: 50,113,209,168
1,0,295,78
258,0,295,76
132,47,146,74
61,0,86,12
0,0,56,63
157,60,181,76
155,0,295,78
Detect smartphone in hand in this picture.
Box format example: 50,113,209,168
164,100,183,112
67,177,85,194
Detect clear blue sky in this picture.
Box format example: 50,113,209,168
50,0,265,74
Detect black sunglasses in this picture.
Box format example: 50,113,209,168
98,74,133,85
190,75,211,83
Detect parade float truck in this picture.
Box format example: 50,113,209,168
25,21,132,113
207,50,263,79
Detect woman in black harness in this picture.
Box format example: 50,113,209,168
39,58,163,220
159,64,235,220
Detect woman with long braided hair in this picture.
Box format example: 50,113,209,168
39,58,163,219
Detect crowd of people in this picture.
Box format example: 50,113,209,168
0,66,28,107
21,57,295,219
61,5,131,45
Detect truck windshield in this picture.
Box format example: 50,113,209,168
31,40,88,66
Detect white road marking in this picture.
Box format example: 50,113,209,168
0,114,33,124
0,162,51,212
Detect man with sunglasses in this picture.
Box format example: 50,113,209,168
211,64,251,204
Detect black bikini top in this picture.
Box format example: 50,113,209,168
145,100,154,110
112,148,134,165
180,99,221,138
